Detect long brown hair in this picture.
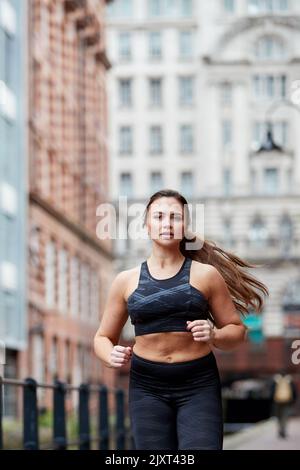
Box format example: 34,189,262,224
143,189,269,320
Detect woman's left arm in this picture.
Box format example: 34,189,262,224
208,265,248,350
186,265,248,350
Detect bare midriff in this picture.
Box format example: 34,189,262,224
132,331,212,363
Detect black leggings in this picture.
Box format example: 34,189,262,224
128,350,223,450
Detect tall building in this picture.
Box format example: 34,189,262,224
0,0,27,416
106,0,300,387
21,0,115,410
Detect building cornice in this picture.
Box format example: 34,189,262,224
64,0,111,69
30,191,114,260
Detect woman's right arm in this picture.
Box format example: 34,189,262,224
93,271,132,368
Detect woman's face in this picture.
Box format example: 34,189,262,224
146,197,186,244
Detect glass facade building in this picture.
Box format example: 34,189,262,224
0,0,27,360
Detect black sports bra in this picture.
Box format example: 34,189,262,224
126,257,211,336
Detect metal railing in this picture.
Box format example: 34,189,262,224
0,376,134,450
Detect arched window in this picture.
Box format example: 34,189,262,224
249,216,268,246
254,36,286,60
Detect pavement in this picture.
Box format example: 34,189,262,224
223,416,300,450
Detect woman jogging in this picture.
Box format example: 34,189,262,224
94,189,269,450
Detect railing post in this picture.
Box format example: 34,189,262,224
130,432,135,450
53,380,67,450
0,377,3,450
98,385,109,450
78,383,90,450
116,389,125,450
23,378,39,450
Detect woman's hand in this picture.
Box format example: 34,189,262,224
186,319,216,344
109,345,132,368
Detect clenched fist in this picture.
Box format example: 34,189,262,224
109,345,132,368
186,319,215,344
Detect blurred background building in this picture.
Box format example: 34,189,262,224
0,0,27,415
106,0,300,405
24,0,115,409
1,0,116,416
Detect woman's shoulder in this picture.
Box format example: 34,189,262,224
191,259,219,277
114,263,142,285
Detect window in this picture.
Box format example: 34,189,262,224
179,76,194,106
223,219,233,247
279,214,293,255
248,0,289,14
90,270,99,321
64,340,72,383
251,169,257,192
147,0,193,17
180,172,194,198
223,0,235,13
220,82,232,105
118,79,132,107
149,125,163,154
180,125,194,154
119,126,133,154
70,257,79,316
50,337,58,381
254,36,286,60
80,262,89,319
1,118,15,182
282,278,300,313
264,168,279,194
45,241,56,308
119,32,132,61
148,0,163,16
252,75,286,100
120,172,133,197
253,121,288,148
249,217,268,246
286,168,292,191
179,31,194,59
279,214,293,251
2,212,16,264
223,168,232,195
181,0,193,17
149,31,162,60
107,0,133,17
32,335,45,385
149,78,162,107
222,120,233,148
58,249,68,313
4,31,14,88
150,171,163,193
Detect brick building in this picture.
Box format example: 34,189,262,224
20,0,115,410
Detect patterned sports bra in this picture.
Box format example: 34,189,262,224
126,256,211,336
